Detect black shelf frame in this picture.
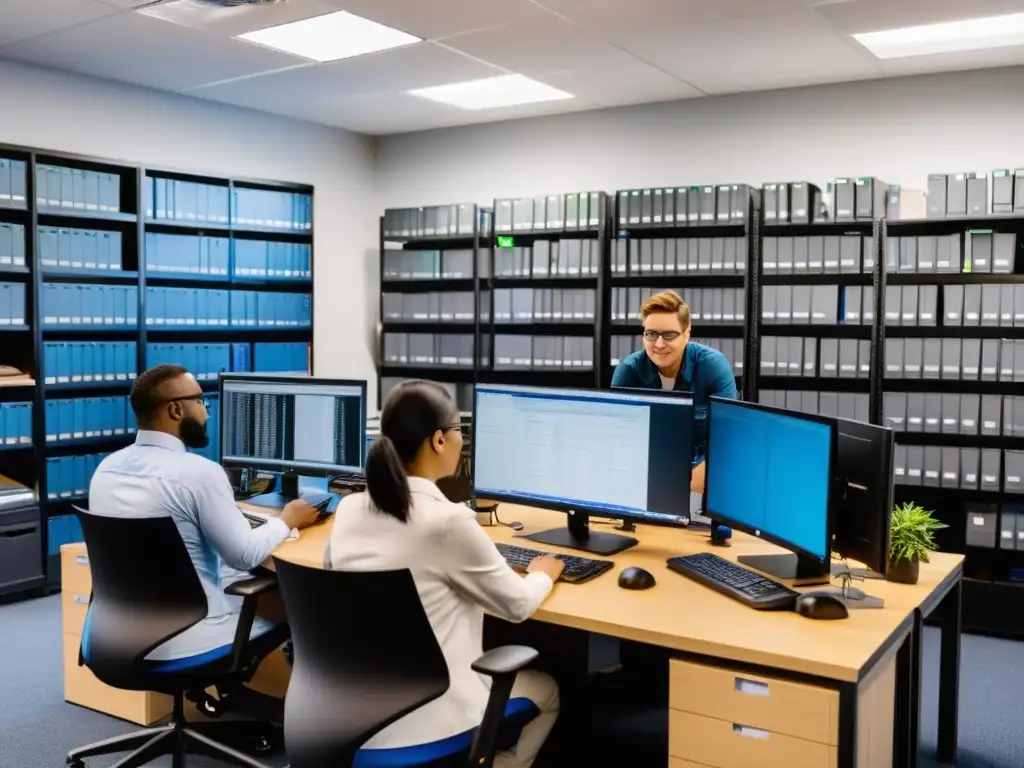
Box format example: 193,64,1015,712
377,205,490,409
0,141,315,596
484,193,610,389
606,188,759,394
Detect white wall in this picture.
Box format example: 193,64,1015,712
375,66,1024,208
0,60,380,403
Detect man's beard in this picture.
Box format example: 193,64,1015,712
181,415,209,449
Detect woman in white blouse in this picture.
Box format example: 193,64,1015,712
328,379,564,768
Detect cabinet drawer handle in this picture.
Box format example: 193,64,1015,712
733,724,770,740
0,526,36,539
734,677,770,696
73,594,89,605
75,555,89,565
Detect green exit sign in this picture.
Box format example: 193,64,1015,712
497,236,515,248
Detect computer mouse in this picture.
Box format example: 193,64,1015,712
618,566,656,590
795,591,849,620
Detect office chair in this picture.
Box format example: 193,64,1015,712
66,506,290,768
273,558,541,768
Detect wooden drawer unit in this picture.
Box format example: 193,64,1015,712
63,633,173,726
669,658,838,745
669,710,837,768
60,544,91,596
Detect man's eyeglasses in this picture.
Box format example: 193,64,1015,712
163,395,210,409
643,330,684,342
440,422,469,437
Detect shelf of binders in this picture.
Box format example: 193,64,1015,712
752,219,877,424
34,155,138,225
379,204,491,404
485,192,608,386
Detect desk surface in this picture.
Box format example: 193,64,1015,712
269,503,963,684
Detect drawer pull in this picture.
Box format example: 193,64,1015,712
733,724,770,740
734,677,770,697
75,555,89,565
73,594,89,605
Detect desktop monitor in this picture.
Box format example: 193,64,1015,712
705,396,837,585
832,418,894,579
471,383,694,555
219,373,367,508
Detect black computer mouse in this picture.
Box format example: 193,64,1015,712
618,566,656,590
795,591,849,620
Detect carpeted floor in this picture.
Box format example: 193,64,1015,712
1,594,1022,768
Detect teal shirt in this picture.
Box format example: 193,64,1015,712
611,343,738,466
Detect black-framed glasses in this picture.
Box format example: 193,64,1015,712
163,395,210,409
440,422,469,437
643,330,684,342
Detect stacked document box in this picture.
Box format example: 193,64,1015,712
146,343,231,381
759,390,870,424
41,284,133,328
0,222,27,269
0,402,33,449
610,236,748,277
252,342,309,374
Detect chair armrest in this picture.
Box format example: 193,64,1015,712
467,645,539,768
471,645,538,678
224,575,279,598
225,576,279,673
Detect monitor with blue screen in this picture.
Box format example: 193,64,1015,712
705,396,836,585
471,383,694,555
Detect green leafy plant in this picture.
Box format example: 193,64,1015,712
889,502,947,564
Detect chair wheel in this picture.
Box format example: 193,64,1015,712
67,761,85,768
251,730,278,755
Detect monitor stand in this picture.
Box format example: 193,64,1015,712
738,552,830,587
247,473,301,510
523,509,638,556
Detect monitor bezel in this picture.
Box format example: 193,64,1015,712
470,383,694,527
217,372,368,476
704,395,837,567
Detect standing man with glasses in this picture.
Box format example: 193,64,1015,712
611,290,738,494
88,364,319,662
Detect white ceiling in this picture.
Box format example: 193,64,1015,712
3,0,1024,135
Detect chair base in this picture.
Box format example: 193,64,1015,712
67,693,277,768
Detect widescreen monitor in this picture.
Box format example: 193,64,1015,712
705,396,836,585
471,383,694,555
219,373,366,507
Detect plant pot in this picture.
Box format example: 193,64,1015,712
887,555,920,585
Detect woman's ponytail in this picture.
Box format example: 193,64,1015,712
365,434,412,522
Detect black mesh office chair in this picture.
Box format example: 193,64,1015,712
66,506,290,768
273,558,540,768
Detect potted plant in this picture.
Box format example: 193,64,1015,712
888,502,946,585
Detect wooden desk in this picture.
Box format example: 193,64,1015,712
274,504,963,768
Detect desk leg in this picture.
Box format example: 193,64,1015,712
936,577,962,764
894,615,922,768
838,682,858,768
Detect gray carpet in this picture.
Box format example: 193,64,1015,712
1,594,1022,768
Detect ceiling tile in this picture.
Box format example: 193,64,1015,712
812,0,1024,35
620,11,879,94
539,55,701,107
0,11,307,91
0,0,120,47
564,0,806,35
443,16,622,77
316,0,555,40
187,42,506,114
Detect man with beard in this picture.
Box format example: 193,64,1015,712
88,364,319,662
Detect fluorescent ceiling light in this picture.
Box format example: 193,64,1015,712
409,74,574,110
853,12,1024,59
236,10,421,62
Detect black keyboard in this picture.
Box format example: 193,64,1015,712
495,542,613,584
666,552,799,610
243,494,334,529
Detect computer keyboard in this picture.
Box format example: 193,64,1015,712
242,493,333,529
666,552,799,610
495,542,613,584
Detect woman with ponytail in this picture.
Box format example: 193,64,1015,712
327,380,562,768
